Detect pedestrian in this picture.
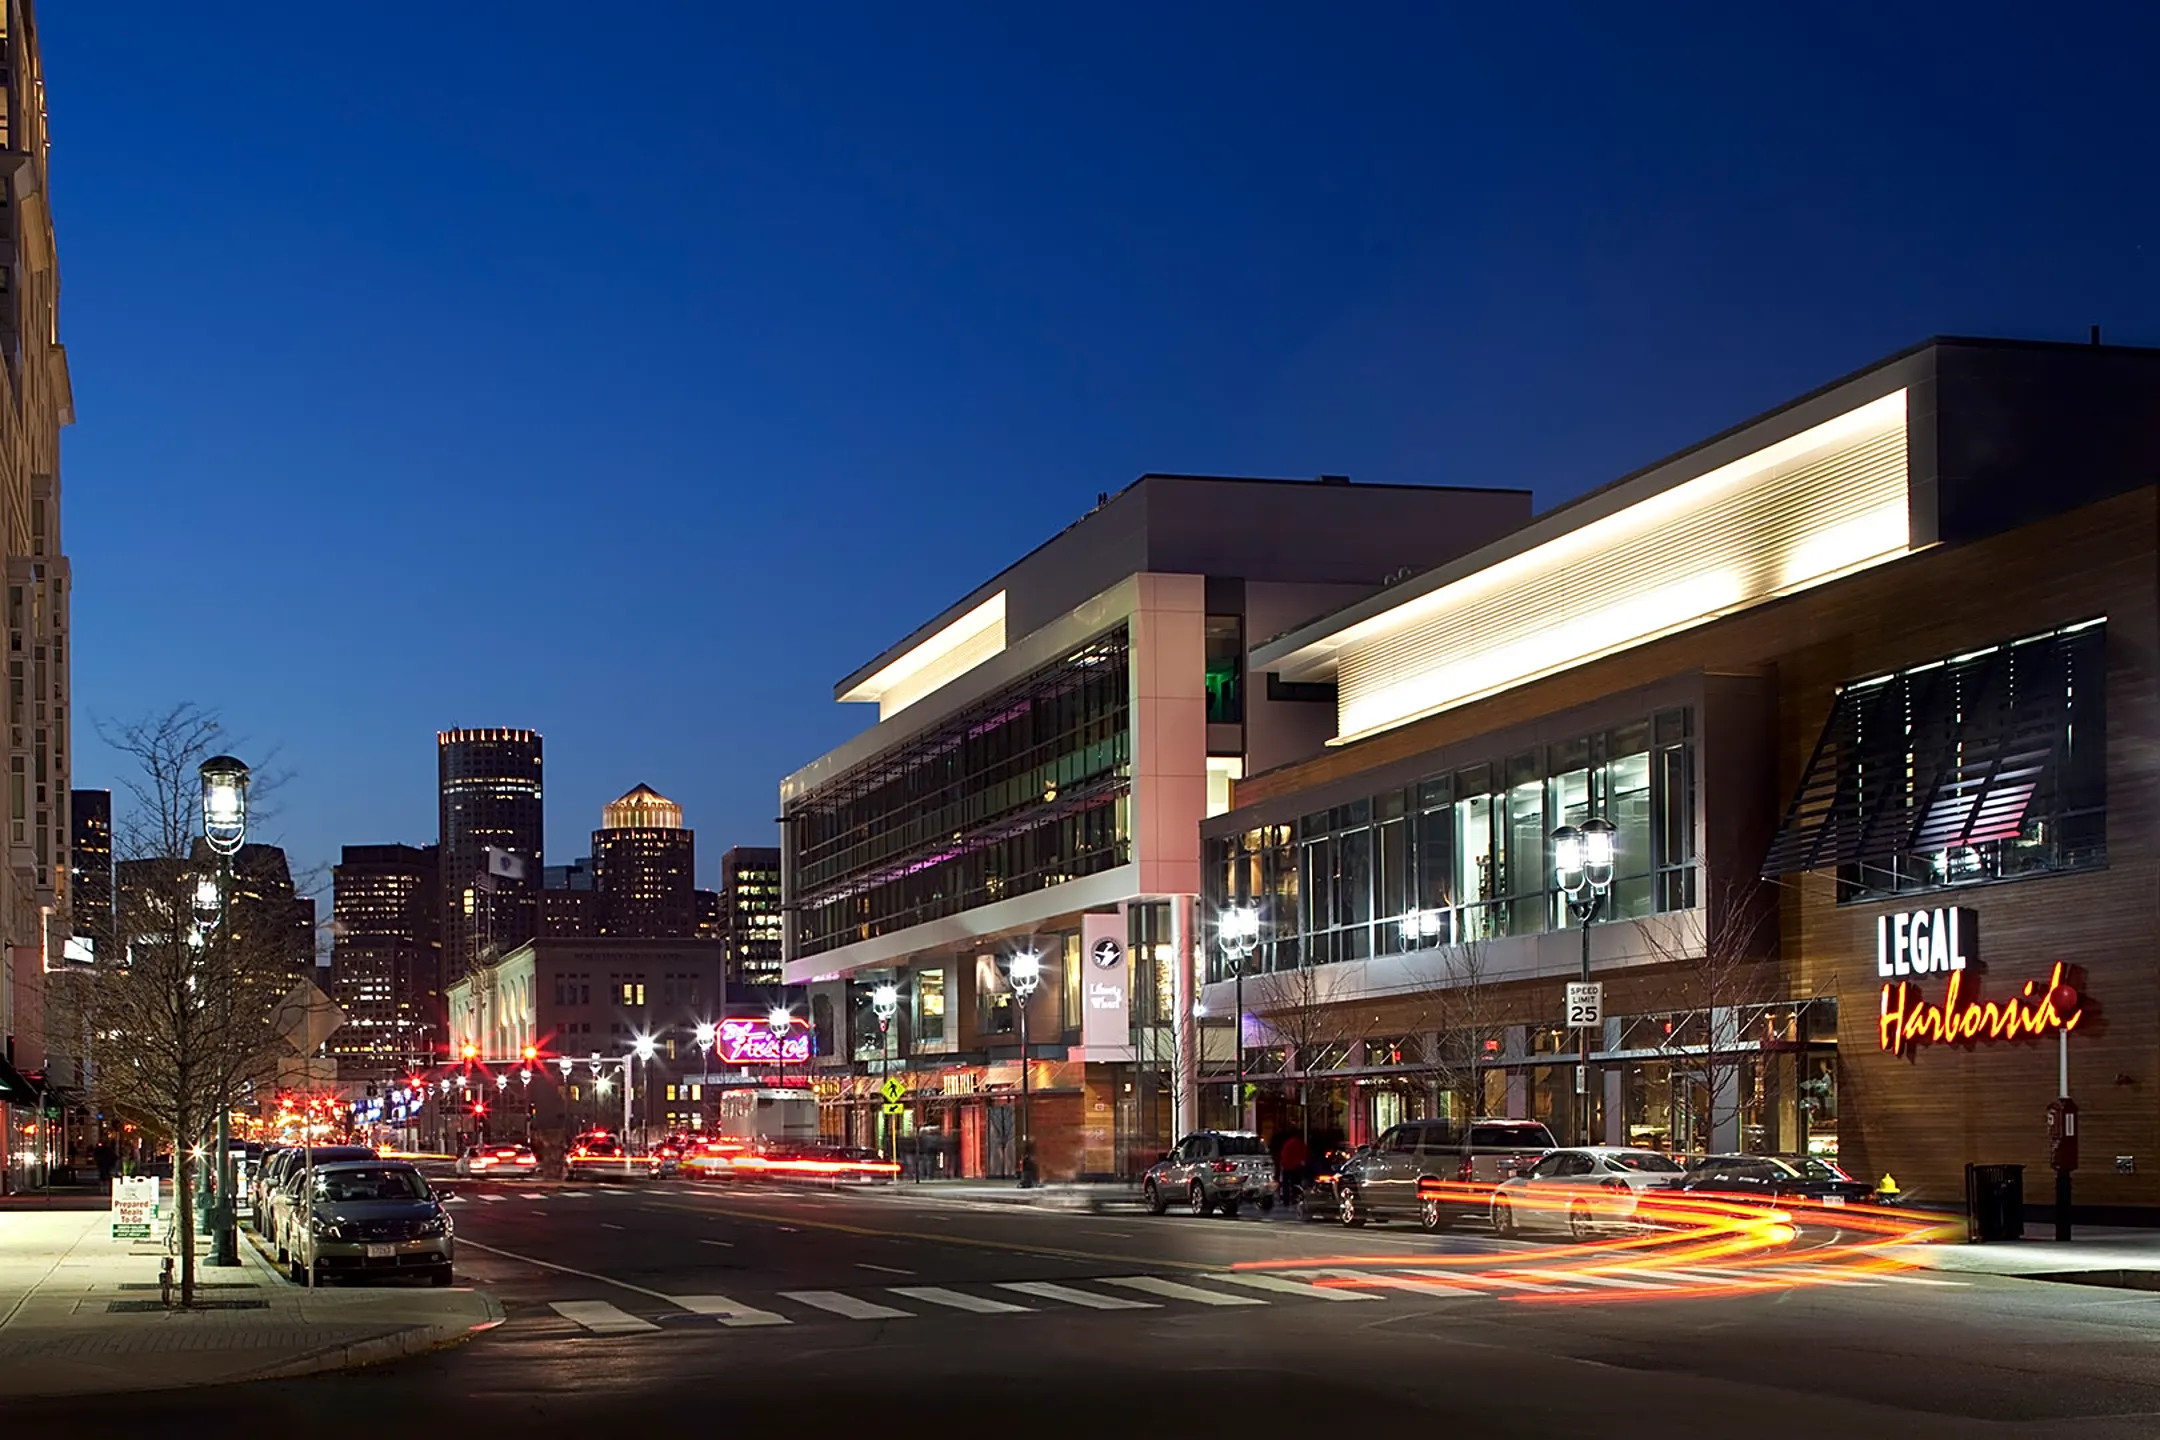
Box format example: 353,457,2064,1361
94,1138,115,1183
1278,1131,1308,1201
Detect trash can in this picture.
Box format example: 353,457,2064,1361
1966,1163,2025,1242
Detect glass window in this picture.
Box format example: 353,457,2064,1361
1204,615,1244,725
1454,792,1496,939
915,969,946,1044
1506,775,1544,936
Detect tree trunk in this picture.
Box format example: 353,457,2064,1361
173,1111,196,1307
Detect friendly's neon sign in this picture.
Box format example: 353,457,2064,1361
716,1018,812,1066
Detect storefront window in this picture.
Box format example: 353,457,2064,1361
914,969,945,1045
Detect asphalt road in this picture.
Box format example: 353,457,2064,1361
17,1176,2160,1438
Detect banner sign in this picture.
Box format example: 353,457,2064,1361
1081,912,1129,1049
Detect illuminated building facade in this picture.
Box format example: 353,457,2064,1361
0,1,74,1192
782,473,1532,1180
1202,336,2160,1222
65,788,108,964
592,784,696,939
328,843,441,1080
719,846,781,990
438,728,544,987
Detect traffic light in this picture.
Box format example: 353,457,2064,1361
461,1041,478,1061
522,1044,538,1063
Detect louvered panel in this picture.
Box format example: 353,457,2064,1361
1333,393,1910,743
1762,625,2102,876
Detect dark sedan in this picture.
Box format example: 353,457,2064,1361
1295,1145,1372,1222
1680,1153,1874,1206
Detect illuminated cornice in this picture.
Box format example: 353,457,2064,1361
1268,391,1913,746
838,591,1008,720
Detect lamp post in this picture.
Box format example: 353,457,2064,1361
199,754,249,1269
871,984,898,1161
1551,817,1616,1147
694,1022,715,1131
631,1034,658,1154
1217,906,1260,1130
1008,949,1041,1186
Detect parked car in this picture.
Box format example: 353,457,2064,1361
1489,1147,1686,1239
1296,1145,1373,1223
284,1159,454,1287
261,1146,378,1260
1143,1131,1276,1217
1336,1119,1555,1230
455,1142,539,1178
1679,1153,1874,1206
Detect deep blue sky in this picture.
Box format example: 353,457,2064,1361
46,2,2159,895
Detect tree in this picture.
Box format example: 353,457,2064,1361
1246,961,1355,1146
1638,877,1782,1153
59,706,298,1305
1403,934,1506,1123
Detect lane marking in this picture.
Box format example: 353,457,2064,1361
668,1293,791,1327
996,1281,1157,1311
1098,1275,1266,1307
780,1290,915,1320
1208,1271,1381,1302
856,1263,914,1275
643,1199,1221,1272
700,1239,734,1249
550,1300,659,1334
458,1238,693,1304
600,1223,626,1231
889,1286,1031,1314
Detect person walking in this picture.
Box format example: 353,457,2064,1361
1277,1131,1309,1204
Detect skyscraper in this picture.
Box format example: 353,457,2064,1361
66,789,111,964
592,784,695,938
719,846,782,989
328,844,440,1080
438,728,544,988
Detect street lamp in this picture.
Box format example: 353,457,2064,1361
198,754,249,1269
767,1006,792,1036
631,1034,658,1152
870,984,899,1162
1008,949,1041,1186
1217,905,1261,1130
693,1021,716,1131
1552,817,1617,1147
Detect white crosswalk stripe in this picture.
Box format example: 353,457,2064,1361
481,1194,506,1202
668,1293,792,1327
780,1290,916,1320
1207,1271,1382,1302
550,1300,659,1334
1097,1276,1265,1306
996,1281,1157,1311
1309,1267,1467,1295
889,1286,1032,1314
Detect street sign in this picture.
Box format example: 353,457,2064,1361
110,1176,159,1241
880,1101,907,1117
1565,982,1603,1029
878,1076,906,1104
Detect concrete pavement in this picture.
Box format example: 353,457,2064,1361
0,1189,501,1398
1895,1224,2160,1283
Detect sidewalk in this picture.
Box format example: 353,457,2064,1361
1891,1224,2160,1286
870,1178,1145,1212
0,1191,501,1398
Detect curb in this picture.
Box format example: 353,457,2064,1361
233,1291,507,1385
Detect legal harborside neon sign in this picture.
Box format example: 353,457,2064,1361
1875,906,2083,1058
715,1018,812,1066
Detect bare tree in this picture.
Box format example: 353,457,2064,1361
1403,934,1506,1122
1638,877,1782,1153
1246,962,1355,1147
60,707,301,1304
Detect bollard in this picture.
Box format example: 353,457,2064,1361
159,1256,175,1307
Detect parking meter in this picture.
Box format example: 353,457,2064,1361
2047,1097,2079,1173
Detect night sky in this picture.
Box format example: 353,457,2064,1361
46,2,2159,894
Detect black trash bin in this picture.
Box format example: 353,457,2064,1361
1967,1163,2025,1242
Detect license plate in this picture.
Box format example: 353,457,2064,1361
365,1244,396,1258
1821,1195,1846,1207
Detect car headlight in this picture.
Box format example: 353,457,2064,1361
312,1220,346,1240
418,1215,449,1237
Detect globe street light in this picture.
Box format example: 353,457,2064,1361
870,984,899,1162
1009,949,1041,1186
631,1034,658,1153
767,1006,792,1036
1217,906,1261,1129
693,1021,716,1131
1552,817,1616,1146
198,754,249,1269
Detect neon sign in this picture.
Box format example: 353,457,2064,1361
716,1018,811,1066
1878,961,2083,1058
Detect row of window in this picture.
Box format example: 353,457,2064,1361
1205,709,1697,979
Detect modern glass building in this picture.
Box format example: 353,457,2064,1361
328,843,441,1081
592,784,697,939
1200,336,2160,1220
782,473,1534,1179
438,728,544,987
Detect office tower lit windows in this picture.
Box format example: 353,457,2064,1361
438,728,544,987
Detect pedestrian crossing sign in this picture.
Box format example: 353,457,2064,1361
881,1101,907,1117
879,1076,906,1104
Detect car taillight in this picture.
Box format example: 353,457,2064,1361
1601,1178,1628,1193
1212,1160,1236,1174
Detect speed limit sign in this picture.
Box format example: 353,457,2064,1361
1565,982,1603,1029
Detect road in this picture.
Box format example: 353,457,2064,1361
16,1175,2160,1437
